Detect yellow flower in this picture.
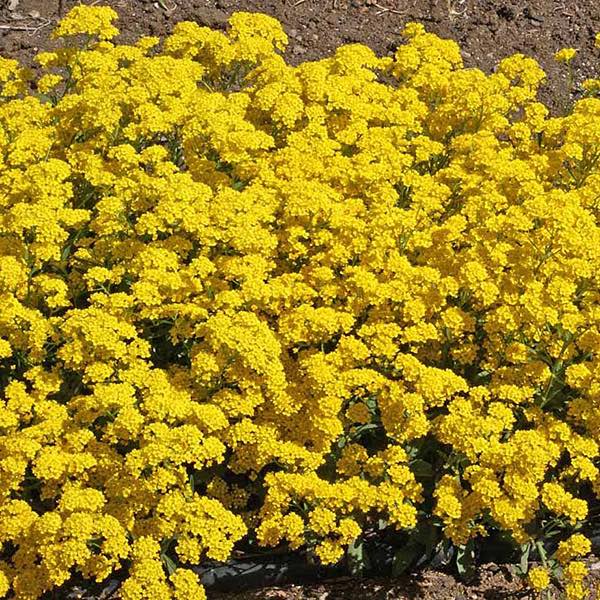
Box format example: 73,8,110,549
555,48,577,63
170,569,207,600
52,6,119,41
555,534,592,565
36,74,63,94
528,566,550,591
346,402,371,424
2,6,600,599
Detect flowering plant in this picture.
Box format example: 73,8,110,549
0,6,598,599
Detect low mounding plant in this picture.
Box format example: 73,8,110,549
0,5,599,599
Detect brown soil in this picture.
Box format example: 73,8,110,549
207,562,600,600
208,566,531,600
44,559,600,599
1,0,600,113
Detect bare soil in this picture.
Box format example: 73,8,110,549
206,562,600,600
1,0,600,113
208,566,530,600
49,560,600,600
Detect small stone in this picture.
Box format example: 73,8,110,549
195,7,228,27
497,5,515,20
523,6,545,22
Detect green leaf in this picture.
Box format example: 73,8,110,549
456,541,475,581
535,540,548,567
364,395,376,409
519,542,531,575
415,520,438,561
354,423,380,435
392,542,420,577
347,538,370,576
410,459,434,479
161,554,177,576
430,538,454,569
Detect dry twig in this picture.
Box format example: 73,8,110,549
0,24,36,30
373,3,405,16
31,18,51,35
446,0,467,17
156,0,178,13
0,19,51,34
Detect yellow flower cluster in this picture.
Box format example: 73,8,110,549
555,48,578,64
528,565,550,591
0,5,599,599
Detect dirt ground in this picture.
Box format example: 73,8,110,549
49,561,600,600
208,565,600,600
1,0,600,113
208,566,532,600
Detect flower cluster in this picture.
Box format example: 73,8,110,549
0,5,599,599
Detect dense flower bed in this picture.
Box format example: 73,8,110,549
0,5,599,599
